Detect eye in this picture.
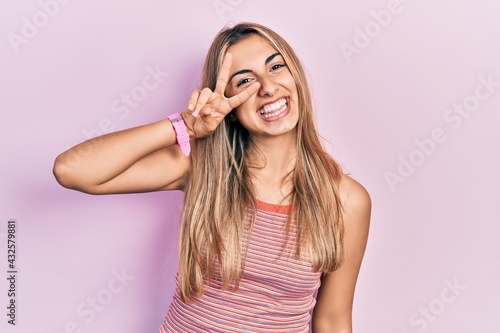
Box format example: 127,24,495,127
271,63,286,71
236,77,253,87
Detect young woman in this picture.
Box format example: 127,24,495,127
53,23,371,333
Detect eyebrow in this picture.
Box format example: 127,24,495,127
229,52,282,83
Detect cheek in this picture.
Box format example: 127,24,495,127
277,73,297,92
236,92,257,111
287,75,298,89
233,102,250,117
234,101,259,123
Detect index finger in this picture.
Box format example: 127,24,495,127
214,53,232,95
227,81,260,110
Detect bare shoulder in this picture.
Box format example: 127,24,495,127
338,174,372,217
311,174,371,329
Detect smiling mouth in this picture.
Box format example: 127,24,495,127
257,97,288,118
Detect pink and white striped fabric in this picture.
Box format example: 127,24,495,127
160,200,322,333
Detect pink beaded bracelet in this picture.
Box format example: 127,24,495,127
167,113,191,156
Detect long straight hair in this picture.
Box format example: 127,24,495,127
178,23,344,302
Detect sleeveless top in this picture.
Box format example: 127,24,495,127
159,200,322,333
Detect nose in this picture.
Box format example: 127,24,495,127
258,76,278,97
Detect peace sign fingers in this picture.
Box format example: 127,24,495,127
227,81,261,110
181,52,260,139
216,52,261,111
214,53,233,95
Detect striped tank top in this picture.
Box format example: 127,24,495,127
160,200,322,333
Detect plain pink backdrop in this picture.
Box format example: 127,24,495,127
1,0,499,332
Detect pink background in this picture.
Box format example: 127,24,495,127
2,0,500,332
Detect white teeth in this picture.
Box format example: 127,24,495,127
258,98,287,116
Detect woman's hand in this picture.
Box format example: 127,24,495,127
181,53,260,139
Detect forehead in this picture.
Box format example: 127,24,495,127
226,34,279,67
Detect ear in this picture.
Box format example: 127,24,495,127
228,111,238,122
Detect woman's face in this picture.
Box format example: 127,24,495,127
225,34,299,140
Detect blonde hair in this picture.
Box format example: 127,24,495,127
178,22,344,302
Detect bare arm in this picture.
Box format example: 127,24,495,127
53,119,189,194
312,175,371,332
53,53,260,195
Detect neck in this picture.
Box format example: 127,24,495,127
248,130,297,173
246,131,297,204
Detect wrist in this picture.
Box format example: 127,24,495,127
167,113,191,156
179,112,197,141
